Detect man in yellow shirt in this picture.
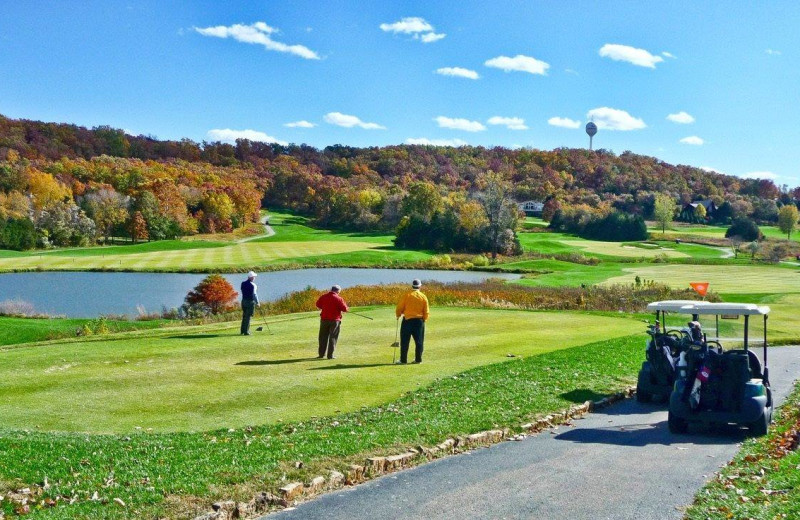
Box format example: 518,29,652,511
395,279,430,364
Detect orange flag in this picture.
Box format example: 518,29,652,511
690,282,709,297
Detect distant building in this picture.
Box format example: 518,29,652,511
518,200,544,216
680,199,717,220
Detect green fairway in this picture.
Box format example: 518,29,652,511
603,263,800,294
0,211,427,272
0,316,167,346
0,307,641,433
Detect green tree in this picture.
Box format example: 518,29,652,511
479,172,521,260
777,204,799,239
693,203,707,222
83,188,130,244
401,182,441,223
652,193,675,235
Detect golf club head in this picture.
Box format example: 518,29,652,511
256,326,263,331
390,341,400,348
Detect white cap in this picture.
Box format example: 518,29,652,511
248,271,257,278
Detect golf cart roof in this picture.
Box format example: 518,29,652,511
676,302,770,316
646,300,711,312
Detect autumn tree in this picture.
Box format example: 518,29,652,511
652,193,675,235
693,203,707,222
128,210,149,243
777,204,799,239
478,171,521,260
184,274,238,314
402,181,442,223
83,187,130,243
27,167,71,210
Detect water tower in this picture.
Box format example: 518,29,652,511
585,121,598,150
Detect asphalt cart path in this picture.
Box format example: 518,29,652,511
265,346,800,520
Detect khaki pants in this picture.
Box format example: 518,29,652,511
318,319,341,358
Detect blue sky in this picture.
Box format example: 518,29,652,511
1,1,798,187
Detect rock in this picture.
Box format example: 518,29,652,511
437,438,456,452
236,501,255,517
329,470,345,487
192,512,225,520
345,465,364,485
521,423,533,430
366,457,386,475
278,483,304,506
307,476,325,494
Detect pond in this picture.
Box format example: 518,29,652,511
0,269,520,318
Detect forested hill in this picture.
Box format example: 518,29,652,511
1,113,796,250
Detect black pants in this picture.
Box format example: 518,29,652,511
318,319,341,358
241,300,255,334
400,318,425,363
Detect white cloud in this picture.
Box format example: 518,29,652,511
207,128,288,146
487,116,528,130
284,120,316,128
743,171,778,180
379,17,445,43
194,22,320,60
662,51,676,59
599,43,664,68
434,116,486,132
586,107,646,131
565,68,579,75
435,67,479,79
485,54,549,75
680,135,704,145
667,111,695,124
765,49,782,55
380,17,433,34
700,166,723,174
324,112,385,130
419,32,446,43
547,117,581,129
405,137,468,147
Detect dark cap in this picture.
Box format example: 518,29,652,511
412,279,422,289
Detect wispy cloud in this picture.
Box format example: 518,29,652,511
379,17,445,43
324,112,385,130
487,116,527,130
405,137,468,147
485,54,549,75
564,68,579,76
743,171,778,180
662,51,676,59
436,67,479,79
207,128,287,146
599,43,664,68
700,166,723,174
194,22,320,60
284,120,316,128
680,135,704,145
435,116,486,132
765,49,782,55
586,107,646,131
667,111,695,124
548,117,581,129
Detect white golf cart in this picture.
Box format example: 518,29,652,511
636,300,711,402
666,302,772,435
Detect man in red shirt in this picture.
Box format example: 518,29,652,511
315,285,349,359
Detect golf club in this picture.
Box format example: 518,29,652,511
255,307,273,334
391,317,400,363
349,311,374,321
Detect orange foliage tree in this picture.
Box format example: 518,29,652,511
184,274,238,314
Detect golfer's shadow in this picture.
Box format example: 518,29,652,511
310,363,394,370
236,357,319,366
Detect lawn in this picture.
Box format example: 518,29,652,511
0,316,168,347
0,332,647,520
0,211,428,272
0,307,641,433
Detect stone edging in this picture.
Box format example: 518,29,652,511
192,385,638,519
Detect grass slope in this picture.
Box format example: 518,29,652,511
0,317,167,347
0,307,641,433
0,333,645,520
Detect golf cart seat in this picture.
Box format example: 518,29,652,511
724,349,762,379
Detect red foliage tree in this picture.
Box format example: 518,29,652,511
184,274,238,314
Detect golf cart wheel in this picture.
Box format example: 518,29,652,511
749,409,771,437
668,411,689,434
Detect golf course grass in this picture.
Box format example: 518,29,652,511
0,307,641,433
0,316,167,346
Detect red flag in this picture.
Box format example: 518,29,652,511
690,282,709,297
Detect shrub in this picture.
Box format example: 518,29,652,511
471,254,490,267
725,217,761,242
184,274,239,314
581,212,648,242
